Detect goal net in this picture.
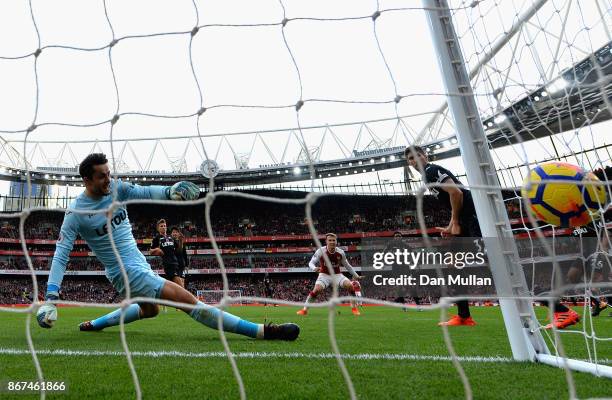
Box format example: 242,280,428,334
197,290,243,305
0,0,610,398
417,1,612,392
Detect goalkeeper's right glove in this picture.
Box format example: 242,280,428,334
36,291,59,329
166,181,200,201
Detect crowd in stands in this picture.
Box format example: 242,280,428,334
0,278,116,304
183,255,361,271
2,173,610,240
1,262,579,305
0,275,319,304
0,257,104,272
0,230,601,274
0,274,480,305
0,211,63,239
0,193,598,242
1,186,609,306
1,192,455,240
1,254,361,272
0,280,34,304
0,258,45,271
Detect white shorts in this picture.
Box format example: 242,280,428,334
315,273,350,290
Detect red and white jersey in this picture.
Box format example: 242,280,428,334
351,280,361,291
308,246,357,277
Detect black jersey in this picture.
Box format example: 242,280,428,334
571,216,609,238
176,245,188,271
263,276,273,296
423,163,476,218
383,237,407,253
151,234,178,267
570,217,610,271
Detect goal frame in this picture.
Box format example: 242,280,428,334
422,0,612,379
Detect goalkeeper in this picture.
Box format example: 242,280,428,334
37,153,299,341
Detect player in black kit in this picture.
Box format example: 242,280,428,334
564,220,611,319
263,273,278,307
151,219,184,287
170,226,188,288
405,146,477,326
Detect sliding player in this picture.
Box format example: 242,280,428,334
37,153,299,341
561,218,610,323
297,233,362,316
539,188,610,328
405,146,476,326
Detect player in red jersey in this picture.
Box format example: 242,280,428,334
297,233,362,316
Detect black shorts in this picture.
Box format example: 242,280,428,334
459,214,481,238
163,264,184,279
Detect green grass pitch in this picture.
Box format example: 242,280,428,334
0,305,610,399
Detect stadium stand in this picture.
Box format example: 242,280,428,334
1,188,610,304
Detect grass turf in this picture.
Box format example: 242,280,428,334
0,305,610,399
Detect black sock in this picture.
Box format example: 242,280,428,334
553,301,569,313
457,300,470,318
543,300,569,313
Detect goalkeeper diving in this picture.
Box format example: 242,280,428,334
37,153,299,341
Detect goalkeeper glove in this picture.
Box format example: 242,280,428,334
166,181,200,201
36,291,59,329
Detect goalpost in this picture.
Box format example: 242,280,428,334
423,0,612,378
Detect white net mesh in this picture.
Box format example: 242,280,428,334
197,289,243,304
0,0,611,399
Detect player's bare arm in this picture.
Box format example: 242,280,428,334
150,248,164,256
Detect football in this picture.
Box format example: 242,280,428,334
36,305,57,328
521,162,607,227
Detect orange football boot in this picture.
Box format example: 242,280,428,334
438,315,476,326
545,309,580,329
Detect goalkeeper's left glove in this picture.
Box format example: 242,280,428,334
166,181,200,201
36,291,59,329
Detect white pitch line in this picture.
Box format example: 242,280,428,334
1,348,610,365
0,348,514,362
0,348,513,362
